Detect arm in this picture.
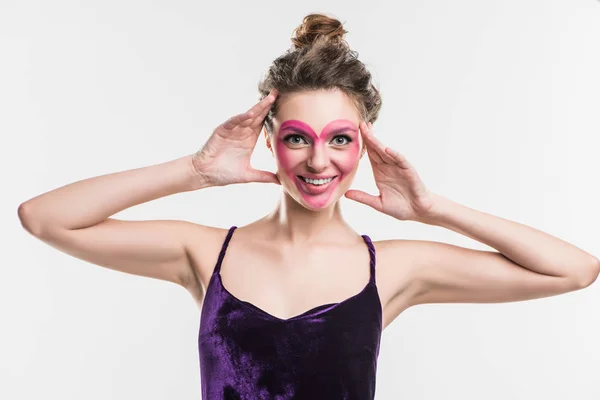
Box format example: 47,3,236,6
347,121,598,307
18,154,210,288
18,91,279,290
398,194,600,306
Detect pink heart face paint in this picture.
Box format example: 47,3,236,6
274,119,361,209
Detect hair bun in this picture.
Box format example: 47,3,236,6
291,13,348,50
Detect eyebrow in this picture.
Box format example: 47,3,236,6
281,127,357,135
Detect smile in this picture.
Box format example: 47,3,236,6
298,175,337,185
295,175,339,196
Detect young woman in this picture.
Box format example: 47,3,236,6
18,13,599,400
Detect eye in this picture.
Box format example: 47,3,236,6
332,135,352,146
283,134,308,146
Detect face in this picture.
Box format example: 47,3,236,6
266,89,365,210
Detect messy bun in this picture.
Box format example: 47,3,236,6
258,12,382,136
291,13,349,50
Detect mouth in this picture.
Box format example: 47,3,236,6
295,175,339,196
297,175,337,185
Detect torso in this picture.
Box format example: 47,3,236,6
184,222,417,331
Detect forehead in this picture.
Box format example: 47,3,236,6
273,89,361,136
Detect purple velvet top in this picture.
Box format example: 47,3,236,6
198,226,382,399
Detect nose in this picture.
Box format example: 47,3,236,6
306,145,330,172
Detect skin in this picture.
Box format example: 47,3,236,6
275,119,360,208
202,88,599,327
201,87,397,324
266,89,367,213
20,85,597,333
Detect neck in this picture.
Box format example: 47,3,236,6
261,190,354,245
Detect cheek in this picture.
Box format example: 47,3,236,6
274,141,300,174
335,141,361,175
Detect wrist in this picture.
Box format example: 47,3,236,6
183,153,211,191
414,193,450,225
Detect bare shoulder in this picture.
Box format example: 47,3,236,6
373,238,458,306
370,238,426,321
180,223,233,301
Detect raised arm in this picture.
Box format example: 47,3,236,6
18,154,209,288
18,88,280,292
344,121,599,313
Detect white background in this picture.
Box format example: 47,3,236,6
3,0,600,399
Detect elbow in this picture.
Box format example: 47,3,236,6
573,258,600,289
18,202,44,237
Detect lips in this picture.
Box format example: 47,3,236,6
295,175,339,195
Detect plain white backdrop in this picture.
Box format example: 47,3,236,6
3,0,600,399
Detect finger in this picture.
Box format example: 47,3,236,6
223,90,277,131
360,122,395,164
344,189,382,211
384,147,412,170
362,122,395,163
245,168,281,185
250,93,277,130
248,89,277,123
359,122,383,163
222,111,254,130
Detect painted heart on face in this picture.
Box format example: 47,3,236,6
274,119,361,209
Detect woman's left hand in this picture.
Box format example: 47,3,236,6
344,121,437,221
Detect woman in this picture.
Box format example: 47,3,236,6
18,13,599,400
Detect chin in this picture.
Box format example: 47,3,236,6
294,188,346,211
300,198,337,211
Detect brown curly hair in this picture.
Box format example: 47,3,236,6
258,13,382,136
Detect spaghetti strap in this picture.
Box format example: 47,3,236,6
361,234,377,284
213,225,237,275
199,228,383,398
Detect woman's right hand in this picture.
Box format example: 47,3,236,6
191,89,280,189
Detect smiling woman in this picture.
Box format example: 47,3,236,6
17,9,599,400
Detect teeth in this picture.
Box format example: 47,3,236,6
301,176,334,185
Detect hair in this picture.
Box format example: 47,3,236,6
258,13,382,136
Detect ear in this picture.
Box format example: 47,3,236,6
264,128,274,156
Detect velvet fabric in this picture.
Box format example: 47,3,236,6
198,226,382,399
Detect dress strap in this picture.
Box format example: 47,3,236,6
361,234,377,284
214,226,237,275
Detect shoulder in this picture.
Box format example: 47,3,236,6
370,238,433,312
179,223,235,297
